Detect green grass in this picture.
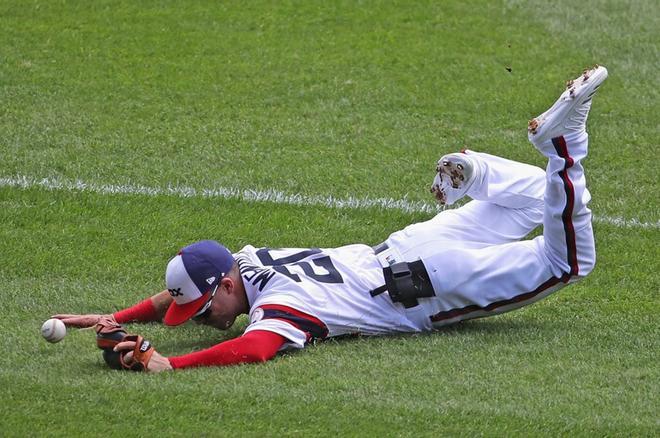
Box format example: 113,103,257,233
1,0,658,436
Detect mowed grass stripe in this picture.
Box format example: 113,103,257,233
2,174,658,230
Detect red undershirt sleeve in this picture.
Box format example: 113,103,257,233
168,330,287,369
113,298,160,323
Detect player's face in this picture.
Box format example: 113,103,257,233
192,280,241,330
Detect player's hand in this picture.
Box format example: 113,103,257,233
114,336,172,373
52,314,114,328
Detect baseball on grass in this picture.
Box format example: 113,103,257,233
41,318,66,343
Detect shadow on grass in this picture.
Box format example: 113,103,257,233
435,317,556,336
317,316,559,349
174,316,557,353
88,316,559,372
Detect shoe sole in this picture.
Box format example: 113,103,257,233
528,65,608,141
437,157,469,189
430,153,475,205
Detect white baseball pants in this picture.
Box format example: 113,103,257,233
386,132,596,327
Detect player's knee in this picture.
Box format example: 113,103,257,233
579,256,596,277
567,235,596,279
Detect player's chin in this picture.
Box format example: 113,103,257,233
207,317,235,331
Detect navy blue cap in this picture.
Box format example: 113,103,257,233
163,240,234,326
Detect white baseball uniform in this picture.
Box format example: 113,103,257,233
237,133,595,349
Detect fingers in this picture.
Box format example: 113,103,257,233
51,314,87,324
51,314,112,328
123,351,134,365
114,341,137,367
113,340,137,353
52,315,98,328
112,338,171,372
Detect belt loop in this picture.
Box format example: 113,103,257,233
372,242,389,255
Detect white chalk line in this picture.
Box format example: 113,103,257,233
1,175,658,230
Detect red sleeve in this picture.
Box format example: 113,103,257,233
168,330,286,369
113,298,160,324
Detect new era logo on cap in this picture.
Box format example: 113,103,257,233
163,240,234,326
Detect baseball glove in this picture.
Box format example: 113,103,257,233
119,335,155,372
95,317,127,370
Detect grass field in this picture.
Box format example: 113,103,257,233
1,0,658,436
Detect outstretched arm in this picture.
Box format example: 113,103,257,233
168,330,286,369
114,330,287,372
53,290,172,328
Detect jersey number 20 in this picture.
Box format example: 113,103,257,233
255,248,344,284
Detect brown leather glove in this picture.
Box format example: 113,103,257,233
95,317,127,370
118,335,155,372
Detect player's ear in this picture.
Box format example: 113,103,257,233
220,276,234,295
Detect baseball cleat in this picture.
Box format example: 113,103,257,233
430,152,479,205
528,65,608,146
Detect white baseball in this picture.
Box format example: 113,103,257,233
41,318,66,343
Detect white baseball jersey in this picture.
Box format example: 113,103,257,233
237,244,432,349
238,137,596,350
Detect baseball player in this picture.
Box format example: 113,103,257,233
55,65,607,372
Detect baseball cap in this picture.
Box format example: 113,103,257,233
163,240,234,326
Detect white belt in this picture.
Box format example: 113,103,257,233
372,242,404,269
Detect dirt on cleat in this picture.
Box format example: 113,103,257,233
528,118,539,134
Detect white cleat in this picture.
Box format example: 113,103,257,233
430,152,480,205
528,65,608,147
